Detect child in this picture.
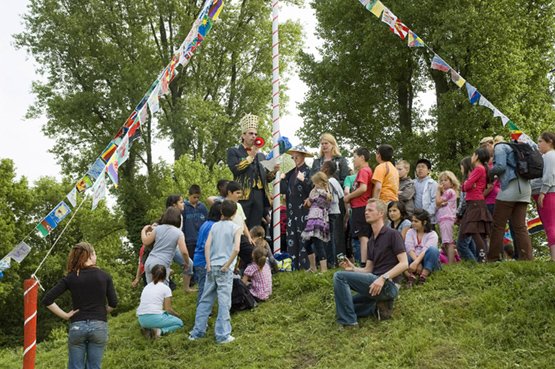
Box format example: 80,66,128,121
183,184,208,259
414,159,438,224
193,202,222,305
372,144,399,202
242,242,273,301
435,171,460,264
321,161,344,267
460,148,492,263
137,264,183,339
250,226,278,271
396,160,415,216
225,181,254,270
343,148,373,264
387,201,412,240
189,200,242,344
301,172,332,272
456,157,477,261
207,179,229,207
132,224,155,288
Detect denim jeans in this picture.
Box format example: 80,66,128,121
457,235,477,261
173,249,194,275
408,246,441,273
138,312,183,335
194,266,207,306
326,214,339,267
333,271,398,325
352,238,361,264
189,268,233,343
67,320,108,369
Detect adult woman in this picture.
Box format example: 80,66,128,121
534,132,555,260
404,209,440,286
42,242,118,369
137,264,183,338
387,201,411,240
280,145,312,270
141,207,192,285
310,133,350,186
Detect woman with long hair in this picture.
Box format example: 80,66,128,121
404,209,440,286
310,133,350,186
534,131,555,260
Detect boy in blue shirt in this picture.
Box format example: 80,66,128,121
189,200,242,344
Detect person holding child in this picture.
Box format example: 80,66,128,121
404,209,441,286
301,172,332,272
242,242,273,301
189,200,242,344
136,264,183,339
435,171,460,264
42,242,118,369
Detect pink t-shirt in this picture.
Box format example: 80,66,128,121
351,166,373,208
436,188,457,222
485,161,500,205
405,229,439,257
244,262,272,301
462,165,487,201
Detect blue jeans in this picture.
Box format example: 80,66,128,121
457,235,477,261
173,249,194,275
408,246,441,273
190,268,233,343
138,312,183,335
333,271,399,325
194,266,207,306
352,238,361,264
67,320,108,369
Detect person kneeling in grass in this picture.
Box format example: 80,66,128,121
333,199,408,327
137,264,183,339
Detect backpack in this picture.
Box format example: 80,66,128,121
498,142,543,180
230,278,257,313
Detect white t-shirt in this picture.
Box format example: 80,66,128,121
136,281,172,316
232,202,247,229
329,178,344,215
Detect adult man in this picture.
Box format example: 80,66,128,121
333,199,408,327
226,114,279,229
413,158,438,224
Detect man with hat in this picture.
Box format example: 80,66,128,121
227,114,279,229
280,145,313,270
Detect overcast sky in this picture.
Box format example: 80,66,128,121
0,1,320,183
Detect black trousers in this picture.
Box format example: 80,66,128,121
240,188,265,230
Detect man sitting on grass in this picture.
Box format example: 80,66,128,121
333,198,408,327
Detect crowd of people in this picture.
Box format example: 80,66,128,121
39,113,555,366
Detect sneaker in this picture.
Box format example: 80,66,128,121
218,335,235,344
152,328,162,339
140,328,152,339
188,335,200,341
376,300,394,321
338,323,359,330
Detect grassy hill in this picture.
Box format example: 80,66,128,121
1,261,555,369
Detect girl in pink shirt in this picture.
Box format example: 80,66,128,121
242,244,272,301
460,148,493,262
435,171,459,264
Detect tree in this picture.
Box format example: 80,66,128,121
299,0,555,171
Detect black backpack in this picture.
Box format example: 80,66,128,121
230,278,257,313
498,142,543,180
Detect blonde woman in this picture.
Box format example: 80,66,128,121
310,133,350,186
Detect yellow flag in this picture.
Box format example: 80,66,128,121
370,1,385,18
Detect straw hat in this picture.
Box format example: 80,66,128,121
287,145,314,157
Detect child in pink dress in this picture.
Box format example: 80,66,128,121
242,244,272,301
435,171,460,264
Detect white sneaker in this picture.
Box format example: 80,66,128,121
188,335,199,341
152,328,161,339
218,335,235,344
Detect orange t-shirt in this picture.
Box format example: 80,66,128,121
372,162,399,202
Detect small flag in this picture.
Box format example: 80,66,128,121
369,1,385,18
138,106,148,125
527,217,544,235
450,70,466,88
503,224,512,245
128,120,142,143
198,17,213,37
106,155,119,188
67,187,77,208
91,174,106,211
465,83,481,105
510,130,523,142
431,55,451,73
115,133,130,165
478,96,495,112
87,157,106,181
381,7,397,28
147,85,161,115
208,0,224,20
76,175,93,193
8,242,32,263
407,30,424,47
507,120,519,131
101,142,117,163
392,19,409,40
0,256,10,272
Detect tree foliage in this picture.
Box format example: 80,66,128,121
299,0,555,171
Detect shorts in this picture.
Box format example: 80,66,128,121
351,207,370,238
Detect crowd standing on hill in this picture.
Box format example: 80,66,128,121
40,113,555,366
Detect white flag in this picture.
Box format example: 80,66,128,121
91,174,106,211
67,187,77,207
8,242,32,263
381,7,397,28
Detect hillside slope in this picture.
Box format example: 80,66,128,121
1,262,554,369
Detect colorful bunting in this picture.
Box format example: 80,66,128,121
431,55,451,72
465,83,481,105
87,157,106,181
8,242,32,263
407,30,424,47
0,256,10,272
369,1,385,17
381,7,397,28
527,217,544,235
392,19,409,40
91,174,106,211
478,96,496,112
115,133,130,165
507,120,518,130
67,187,77,208
101,141,117,163
208,0,224,20
36,201,73,238
106,155,119,188
76,175,93,193
450,70,466,88
147,84,161,115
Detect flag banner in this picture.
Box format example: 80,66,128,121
91,174,106,211
67,187,77,208
138,106,148,125
500,114,510,126
8,242,32,263
450,70,466,88
407,30,424,47
106,155,119,188
392,19,409,40
381,7,397,28
503,224,512,245
76,175,93,193
359,0,373,6
198,17,213,38
465,83,481,104
517,132,536,147
507,120,519,131
431,54,451,72
147,84,161,115
527,217,544,235
127,120,142,143
478,96,495,111
510,130,523,141
37,219,53,237
115,133,130,165
40,201,72,235
0,256,10,272
369,1,385,17
101,141,118,163
87,157,106,181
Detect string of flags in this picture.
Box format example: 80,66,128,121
0,0,225,280
358,0,537,147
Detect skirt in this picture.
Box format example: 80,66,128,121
460,200,492,236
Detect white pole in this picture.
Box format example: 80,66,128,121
271,0,281,254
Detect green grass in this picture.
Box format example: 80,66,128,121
1,262,555,368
